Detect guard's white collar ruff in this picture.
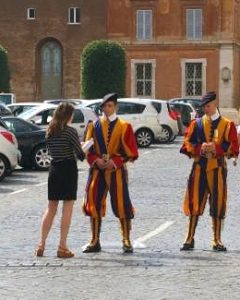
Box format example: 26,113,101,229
103,112,117,122
207,111,220,121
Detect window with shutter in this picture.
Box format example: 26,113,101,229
136,10,152,41
186,9,203,40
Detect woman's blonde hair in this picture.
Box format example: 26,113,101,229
46,102,74,138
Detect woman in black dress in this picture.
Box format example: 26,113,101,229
35,103,85,258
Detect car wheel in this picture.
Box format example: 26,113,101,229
159,125,173,143
0,155,8,181
33,145,51,170
136,128,153,148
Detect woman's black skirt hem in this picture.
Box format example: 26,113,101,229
48,159,78,201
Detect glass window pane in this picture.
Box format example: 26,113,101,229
29,9,35,19
145,81,152,96
195,81,202,96
186,81,194,96
117,103,127,114
135,62,153,97
195,9,203,39
136,64,144,79
187,9,194,39
14,119,32,133
145,11,152,39
75,8,80,23
136,81,144,96
151,101,162,113
185,62,203,96
73,109,84,123
136,10,152,40
136,11,144,40
195,63,202,78
133,103,145,113
117,103,145,114
145,64,152,79
187,9,203,40
69,8,74,23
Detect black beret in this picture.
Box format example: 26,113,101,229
100,93,118,107
200,91,216,106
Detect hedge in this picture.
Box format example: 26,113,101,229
81,40,126,99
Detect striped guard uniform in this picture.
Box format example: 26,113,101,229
83,116,139,219
180,114,239,219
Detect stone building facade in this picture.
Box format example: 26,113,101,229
108,0,240,108
0,0,240,109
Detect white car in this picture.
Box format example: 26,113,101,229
81,98,166,147
8,102,42,116
18,104,97,138
151,99,179,142
0,122,21,181
169,102,197,135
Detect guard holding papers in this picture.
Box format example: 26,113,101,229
180,92,239,252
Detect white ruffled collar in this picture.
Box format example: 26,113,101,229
103,112,117,122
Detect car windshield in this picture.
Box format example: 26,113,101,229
18,107,45,119
4,118,35,133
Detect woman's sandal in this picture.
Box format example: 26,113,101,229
57,246,74,258
35,245,45,257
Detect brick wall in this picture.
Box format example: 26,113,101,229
0,0,107,101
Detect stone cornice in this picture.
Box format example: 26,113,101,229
111,38,239,45
111,39,240,50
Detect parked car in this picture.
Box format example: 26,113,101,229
8,102,42,116
18,104,97,138
81,98,176,147
2,116,50,170
169,97,204,117
151,99,179,143
0,102,12,116
0,120,21,181
169,102,196,134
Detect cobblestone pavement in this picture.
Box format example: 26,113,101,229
1,137,240,300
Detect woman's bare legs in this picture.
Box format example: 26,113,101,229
59,200,74,249
38,200,58,249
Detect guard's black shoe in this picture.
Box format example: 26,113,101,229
123,241,133,253
180,239,195,251
212,244,227,252
82,241,101,253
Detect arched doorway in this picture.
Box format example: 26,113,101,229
39,39,63,99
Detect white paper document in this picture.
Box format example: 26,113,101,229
81,138,94,153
